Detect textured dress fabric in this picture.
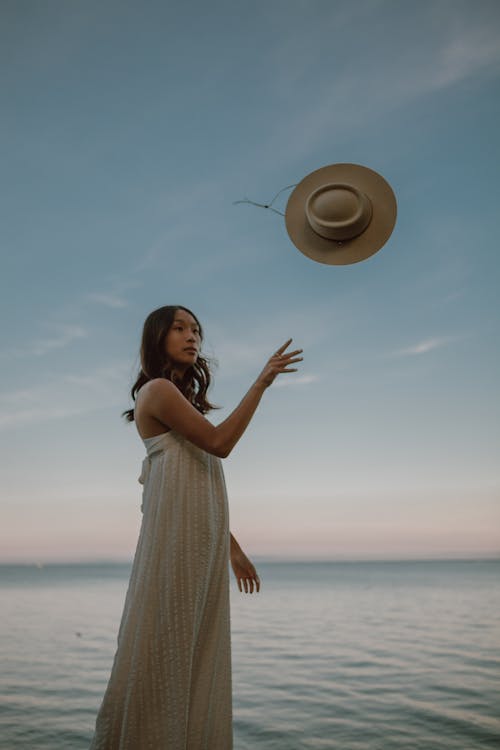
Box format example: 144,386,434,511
89,431,233,749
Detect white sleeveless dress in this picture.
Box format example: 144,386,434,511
89,431,233,749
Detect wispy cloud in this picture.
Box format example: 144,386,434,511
257,3,500,169
0,324,88,360
130,179,227,274
393,336,452,357
86,292,128,308
61,362,131,391
31,325,88,356
0,403,91,430
432,5,500,90
0,361,130,430
274,373,319,388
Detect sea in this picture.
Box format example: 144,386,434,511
1,559,499,750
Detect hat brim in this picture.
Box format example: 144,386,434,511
285,163,397,265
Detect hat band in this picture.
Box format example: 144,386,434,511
305,183,373,242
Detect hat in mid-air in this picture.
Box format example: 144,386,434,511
285,163,397,265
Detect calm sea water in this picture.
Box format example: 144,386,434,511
1,560,499,749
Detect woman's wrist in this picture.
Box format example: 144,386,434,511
230,533,241,553
251,379,268,395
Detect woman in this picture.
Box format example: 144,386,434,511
89,305,302,749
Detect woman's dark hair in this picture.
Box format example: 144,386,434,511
122,305,217,422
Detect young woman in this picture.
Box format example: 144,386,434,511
89,305,302,749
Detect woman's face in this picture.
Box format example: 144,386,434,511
165,308,201,371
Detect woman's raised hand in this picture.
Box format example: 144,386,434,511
255,338,303,389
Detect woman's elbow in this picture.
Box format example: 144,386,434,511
210,436,231,459
214,445,231,459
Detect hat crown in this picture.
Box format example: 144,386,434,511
305,182,373,241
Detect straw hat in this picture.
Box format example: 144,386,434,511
285,163,397,265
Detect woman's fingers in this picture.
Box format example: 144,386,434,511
275,338,293,356
237,575,260,593
273,353,302,364
256,339,303,388
274,358,303,372
272,349,303,362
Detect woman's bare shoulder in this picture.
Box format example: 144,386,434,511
141,377,169,389
138,378,178,402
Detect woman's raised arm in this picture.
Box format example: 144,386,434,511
142,339,302,458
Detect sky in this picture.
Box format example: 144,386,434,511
1,0,499,562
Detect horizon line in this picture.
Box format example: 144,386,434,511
1,554,499,567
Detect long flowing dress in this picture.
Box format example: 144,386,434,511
89,430,233,749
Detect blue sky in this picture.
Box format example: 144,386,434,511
1,0,499,562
